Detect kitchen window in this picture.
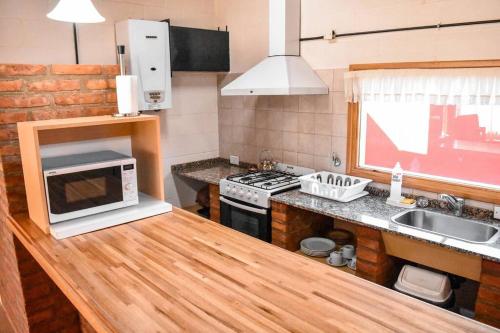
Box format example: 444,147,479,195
345,61,500,203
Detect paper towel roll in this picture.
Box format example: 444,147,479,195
116,75,139,115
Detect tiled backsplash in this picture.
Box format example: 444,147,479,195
218,69,348,173
217,69,497,211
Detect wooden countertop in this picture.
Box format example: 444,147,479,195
7,209,498,333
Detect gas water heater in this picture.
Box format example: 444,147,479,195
115,19,172,111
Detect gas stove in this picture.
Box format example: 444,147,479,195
219,164,314,208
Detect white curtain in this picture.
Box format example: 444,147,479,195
344,67,500,105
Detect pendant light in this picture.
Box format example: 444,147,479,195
47,0,105,23
47,0,105,64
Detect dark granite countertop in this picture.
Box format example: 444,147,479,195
172,158,253,185
271,189,500,262
172,158,500,262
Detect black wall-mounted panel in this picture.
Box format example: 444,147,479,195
169,26,230,72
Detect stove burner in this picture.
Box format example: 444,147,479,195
226,170,301,191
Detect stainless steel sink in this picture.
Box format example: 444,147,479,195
391,209,499,244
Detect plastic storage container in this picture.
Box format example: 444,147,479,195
298,172,372,202
394,265,454,308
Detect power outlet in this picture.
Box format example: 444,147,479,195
494,206,500,220
229,155,239,165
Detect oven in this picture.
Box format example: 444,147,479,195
219,196,271,242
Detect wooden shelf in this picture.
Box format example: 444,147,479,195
294,250,355,275
17,115,164,234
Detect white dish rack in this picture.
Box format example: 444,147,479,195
298,172,372,202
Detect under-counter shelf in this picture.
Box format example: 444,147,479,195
295,250,356,275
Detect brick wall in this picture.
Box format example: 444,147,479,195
0,64,119,333
0,214,28,333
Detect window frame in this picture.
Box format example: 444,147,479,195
346,59,500,204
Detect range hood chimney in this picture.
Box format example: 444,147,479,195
221,0,328,96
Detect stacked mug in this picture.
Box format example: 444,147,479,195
327,245,356,270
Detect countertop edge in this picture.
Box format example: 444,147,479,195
6,214,116,333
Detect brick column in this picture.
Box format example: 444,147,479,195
271,202,332,251
0,64,119,333
475,260,500,328
209,184,220,223
355,226,396,286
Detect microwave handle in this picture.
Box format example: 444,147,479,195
219,196,267,215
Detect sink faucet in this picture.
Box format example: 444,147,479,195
439,193,465,217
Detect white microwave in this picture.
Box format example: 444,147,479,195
42,151,139,224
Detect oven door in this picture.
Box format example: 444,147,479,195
219,196,271,242
45,165,126,223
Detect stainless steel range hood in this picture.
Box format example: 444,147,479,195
221,0,328,96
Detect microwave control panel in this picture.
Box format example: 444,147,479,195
122,163,138,203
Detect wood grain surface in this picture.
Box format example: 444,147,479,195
7,209,498,333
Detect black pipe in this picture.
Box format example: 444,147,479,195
73,23,79,64
300,19,500,42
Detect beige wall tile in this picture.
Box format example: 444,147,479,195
232,126,255,144
314,134,332,157
315,94,332,113
298,133,315,153
268,96,284,111
282,112,298,132
243,95,258,109
314,113,333,135
283,151,298,165
255,129,267,147
220,96,233,109
266,130,283,149
233,108,255,127
331,136,347,173
298,153,315,169
298,113,315,134
268,111,284,130
299,95,315,113
332,92,348,115
332,136,347,159
241,144,257,163
314,155,332,171
258,148,283,163
219,108,232,125
333,114,348,137
283,96,299,112
257,130,282,150
255,110,268,129
282,132,298,152
219,125,232,144
256,96,270,110
220,143,231,159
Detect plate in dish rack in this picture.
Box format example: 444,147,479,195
300,237,336,257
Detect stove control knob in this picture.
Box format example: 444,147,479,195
253,194,259,202
238,190,245,197
225,186,231,193
246,191,252,200
231,187,237,194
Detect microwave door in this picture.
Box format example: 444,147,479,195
46,166,123,221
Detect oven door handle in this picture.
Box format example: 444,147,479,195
219,196,267,215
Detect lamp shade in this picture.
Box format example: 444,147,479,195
47,0,105,23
